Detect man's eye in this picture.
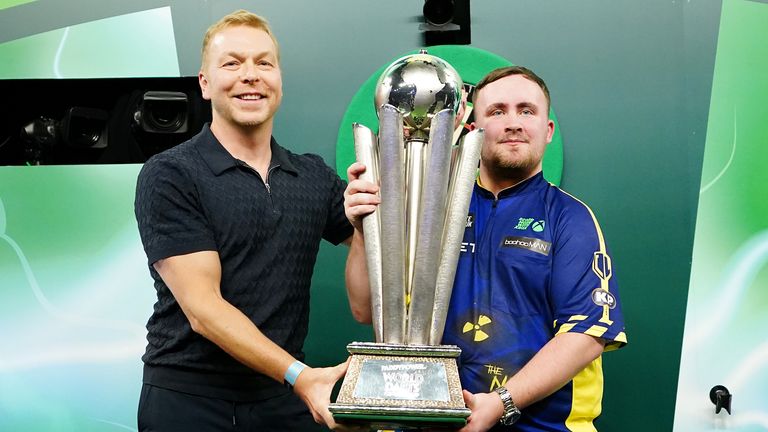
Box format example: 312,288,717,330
490,110,503,116
258,60,273,67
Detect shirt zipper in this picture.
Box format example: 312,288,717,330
264,164,280,196
238,161,279,203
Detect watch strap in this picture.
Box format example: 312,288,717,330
494,386,521,425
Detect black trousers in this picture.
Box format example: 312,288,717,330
137,384,329,432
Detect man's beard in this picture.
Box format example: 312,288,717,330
481,142,541,180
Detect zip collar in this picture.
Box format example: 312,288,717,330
194,123,298,176
476,171,546,200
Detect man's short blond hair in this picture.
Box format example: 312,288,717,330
473,66,551,112
201,9,280,68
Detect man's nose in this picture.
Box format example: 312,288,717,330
241,61,259,83
504,115,523,132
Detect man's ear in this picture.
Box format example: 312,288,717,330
468,122,477,131
199,71,211,101
546,119,555,143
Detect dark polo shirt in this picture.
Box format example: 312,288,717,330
134,124,352,401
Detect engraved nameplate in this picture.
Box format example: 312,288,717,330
352,359,450,402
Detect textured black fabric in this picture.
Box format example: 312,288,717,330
134,124,352,400
137,384,328,432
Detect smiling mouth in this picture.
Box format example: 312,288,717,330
236,94,264,101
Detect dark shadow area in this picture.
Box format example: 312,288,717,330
0,77,211,165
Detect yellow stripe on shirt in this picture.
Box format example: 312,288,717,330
565,356,603,432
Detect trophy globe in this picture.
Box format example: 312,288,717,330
374,50,462,139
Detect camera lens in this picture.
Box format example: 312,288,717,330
147,100,185,131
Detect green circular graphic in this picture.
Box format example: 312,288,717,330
335,45,563,186
532,220,545,232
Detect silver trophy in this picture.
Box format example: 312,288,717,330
330,51,483,430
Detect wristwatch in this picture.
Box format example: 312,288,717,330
494,386,522,426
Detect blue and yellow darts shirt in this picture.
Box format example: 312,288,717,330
442,172,627,431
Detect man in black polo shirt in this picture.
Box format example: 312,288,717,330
134,10,356,431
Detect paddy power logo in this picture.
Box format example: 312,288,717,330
335,46,564,185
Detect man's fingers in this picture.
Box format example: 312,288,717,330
346,162,367,181
331,358,350,378
312,411,323,424
313,360,353,429
347,204,378,218
344,185,381,219
345,189,381,207
321,408,338,429
462,390,475,408
345,179,379,197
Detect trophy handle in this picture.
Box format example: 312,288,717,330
429,128,484,345
378,104,407,344
353,123,383,342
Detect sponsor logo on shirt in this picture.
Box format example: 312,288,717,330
514,217,534,230
592,251,612,281
591,288,617,309
466,213,474,228
514,217,546,232
501,236,551,256
461,242,476,253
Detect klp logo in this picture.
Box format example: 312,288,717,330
591,288,616,309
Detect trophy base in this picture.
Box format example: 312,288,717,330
329,342,470,430
330,406,469,430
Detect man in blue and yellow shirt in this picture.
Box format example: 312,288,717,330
345,66,626,431
442,66,626,431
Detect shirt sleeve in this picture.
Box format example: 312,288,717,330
134,154,218,265
319,160,354,245
549,203,627,351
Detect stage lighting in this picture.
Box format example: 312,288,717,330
422,0,459,30
421,0,471,45
133,91,189,134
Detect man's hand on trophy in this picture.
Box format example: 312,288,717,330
293,358,358,430
457,390,505,432
344,162,380,232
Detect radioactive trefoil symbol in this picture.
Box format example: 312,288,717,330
463,315,492,342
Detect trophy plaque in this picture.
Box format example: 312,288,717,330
329,51,483,430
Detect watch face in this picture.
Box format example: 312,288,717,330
495,387,521,425
501,409,521,425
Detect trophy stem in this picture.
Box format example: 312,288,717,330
404,138,428,304
378,104,407,344
353,123,384,342
407,109,455,345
